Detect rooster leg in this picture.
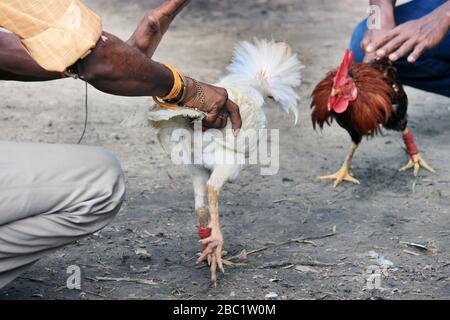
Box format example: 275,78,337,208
191,166,212,264
196,207,214,266
196,166,240,285
196,205,229,266
319,142,360,188
197,208,209,228
192,166,229,268
196,185,226,286
399,129,435,176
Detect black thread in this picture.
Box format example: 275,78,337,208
78,81,88,144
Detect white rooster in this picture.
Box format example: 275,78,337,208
131,39,302,285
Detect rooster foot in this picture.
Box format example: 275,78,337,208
196,250,231,266
319,165,360,188
399,153,435,177
196,230,229,286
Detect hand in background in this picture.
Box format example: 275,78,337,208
361,21,396,63
360,2,397,63
364,2,450,63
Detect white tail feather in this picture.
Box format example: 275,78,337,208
226,39,302,123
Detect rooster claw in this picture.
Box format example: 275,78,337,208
399,153,435,177
319,165,360,188
196,234,228,285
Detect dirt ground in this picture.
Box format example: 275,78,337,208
1,0,450,300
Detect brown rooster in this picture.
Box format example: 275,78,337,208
311,49,434,187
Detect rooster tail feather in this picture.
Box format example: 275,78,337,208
226,39,302,123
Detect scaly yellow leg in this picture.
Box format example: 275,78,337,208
196,209,230,269
196,207,213,265
196,186,226,286
319,142,360,188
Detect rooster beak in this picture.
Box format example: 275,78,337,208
331,88,341,97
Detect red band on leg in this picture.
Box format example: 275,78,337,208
198,227,212,251
403,131,419,156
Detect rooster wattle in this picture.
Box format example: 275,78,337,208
311,49,434,187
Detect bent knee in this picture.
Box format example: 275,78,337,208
81,147,126,216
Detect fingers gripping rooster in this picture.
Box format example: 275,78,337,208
311,49,434,188
137,39,302,285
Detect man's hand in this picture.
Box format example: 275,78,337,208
182,79,242,134
127,0,191,58
361,21,396,63
365,2,450,63
361,0,396,63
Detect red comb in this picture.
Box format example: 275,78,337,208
334,49,354,88
328,49,357,113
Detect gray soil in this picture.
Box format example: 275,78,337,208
1,0,449,300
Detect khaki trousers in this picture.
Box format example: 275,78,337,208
0,142,125,289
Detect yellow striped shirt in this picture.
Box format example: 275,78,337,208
0,0,102,72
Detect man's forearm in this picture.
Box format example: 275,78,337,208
0,31,173,97
80,32,173,97
434,0,450,30
369,0,396,7
370,0,396,27
0,32,60,81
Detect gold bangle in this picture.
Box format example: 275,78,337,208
177,73,189,104
161,77,206,112
161,63,183,101
153,96,178,110
152,73,190,110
